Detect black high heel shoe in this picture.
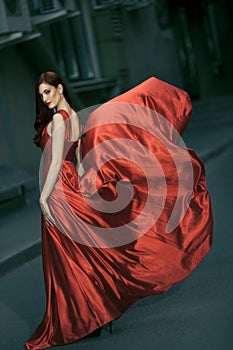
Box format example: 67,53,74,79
86,327,102,337
105,321,112,334
85,321,113,338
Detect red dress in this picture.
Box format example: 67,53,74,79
25,77,213,349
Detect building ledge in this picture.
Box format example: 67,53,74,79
31,9,67,25
0,31,40,49
69,77,117,93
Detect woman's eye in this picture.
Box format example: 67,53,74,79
45,90,50,95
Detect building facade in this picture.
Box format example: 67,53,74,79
0,0,232,176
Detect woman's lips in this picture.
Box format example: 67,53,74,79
46,102,51,106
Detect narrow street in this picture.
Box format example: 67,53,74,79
0,99,233,350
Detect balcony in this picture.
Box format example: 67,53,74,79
91,0,154,11
0,0,78,49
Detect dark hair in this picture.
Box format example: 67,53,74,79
33,71,72,147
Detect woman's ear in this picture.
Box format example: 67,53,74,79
57,84,63,95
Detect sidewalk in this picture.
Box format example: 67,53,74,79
184,94,233,160
0,190,41,276
0,95,233,276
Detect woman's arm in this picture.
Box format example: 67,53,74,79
39,113,65,225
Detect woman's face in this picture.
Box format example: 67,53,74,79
39,83,62,109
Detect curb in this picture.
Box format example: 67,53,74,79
199,139,233,164
0,240,41,277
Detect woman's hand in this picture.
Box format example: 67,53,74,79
39,197,56,226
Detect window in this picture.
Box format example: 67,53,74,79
50,12,96,81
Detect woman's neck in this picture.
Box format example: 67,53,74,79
57,97,72,115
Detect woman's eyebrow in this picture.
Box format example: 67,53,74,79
39,88,49,94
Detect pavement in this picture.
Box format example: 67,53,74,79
0,95,233,350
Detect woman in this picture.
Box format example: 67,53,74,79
25,72,213,349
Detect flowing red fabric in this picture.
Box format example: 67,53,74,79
25,77,213,349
